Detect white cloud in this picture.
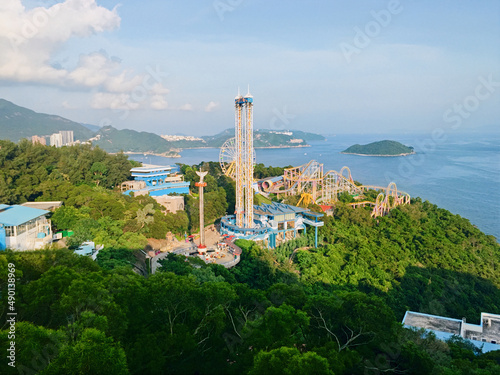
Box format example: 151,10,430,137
204,101,219,112
90,92,140,110
150,95,168,110
178,103,193,111
61,100,75,109
0,0,170,109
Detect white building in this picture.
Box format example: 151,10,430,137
50,133,63,147
60,130,74,146
0,204,53,250
49,131,74,147
403,311,500,353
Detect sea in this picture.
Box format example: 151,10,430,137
129,132,500,241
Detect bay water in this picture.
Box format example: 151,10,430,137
129,132,500,240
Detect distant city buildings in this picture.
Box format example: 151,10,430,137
31,135,46,145
44,130,75,147
160,134,204,142
269,130,293,136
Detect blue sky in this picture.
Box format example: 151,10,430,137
0,0,498,136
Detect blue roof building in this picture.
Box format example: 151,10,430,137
121,165,190,197
0,204,53,250
220,202,324,248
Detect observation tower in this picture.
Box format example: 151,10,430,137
234,88,254,229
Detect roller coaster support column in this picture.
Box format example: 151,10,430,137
195,171,208,249
315,226,318,248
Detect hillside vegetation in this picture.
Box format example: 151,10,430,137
92,126,178,155
0,145,499,374
0,99,94,142
342,140,414,156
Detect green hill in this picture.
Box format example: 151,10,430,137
0,98,94,142
199,128,321,148
341,140,414,156
92,126,178,155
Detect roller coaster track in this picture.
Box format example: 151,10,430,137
263,160,410,218
268,160,323,199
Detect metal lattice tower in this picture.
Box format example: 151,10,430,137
195,171,208,248
234,88,254,228
244,88,254,228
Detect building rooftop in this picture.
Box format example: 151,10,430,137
21,201,63,211
253,202,310,216
131,165,173,173
403,311,462,335
0,204,49,226
403,311,500,350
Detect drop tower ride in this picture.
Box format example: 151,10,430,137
234,88,254,229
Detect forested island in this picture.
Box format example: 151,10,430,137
341,140,415,156
1,140,499,375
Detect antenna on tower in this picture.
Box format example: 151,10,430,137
245,84,253,98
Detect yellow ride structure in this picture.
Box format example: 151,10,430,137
264,160,410,218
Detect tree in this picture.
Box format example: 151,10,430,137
136,203,155,230
89,161,108,186
42,328,129,375
250,347,333,375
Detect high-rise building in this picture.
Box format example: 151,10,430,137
31,135,46,145
50,133,63,148
59,130,74,146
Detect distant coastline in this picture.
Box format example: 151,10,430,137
122,144,311,159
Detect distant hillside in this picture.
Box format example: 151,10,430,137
196,129,321,148
0,99,94,142
92,126,178,156
81,123,101,133
341,140,414,156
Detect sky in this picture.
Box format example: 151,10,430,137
0,0,499,136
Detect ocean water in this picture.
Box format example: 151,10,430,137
129,132,500,240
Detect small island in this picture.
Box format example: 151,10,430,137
341,140,415,156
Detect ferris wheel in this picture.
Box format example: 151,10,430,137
219,137,256,180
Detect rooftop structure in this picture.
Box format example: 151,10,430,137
220,202,324,248
21,201,63,211
0,204,52,250
121,165,189,197
403,311,500,353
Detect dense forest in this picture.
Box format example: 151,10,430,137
0,141,499,374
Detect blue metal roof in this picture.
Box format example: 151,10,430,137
0,205,49,226
253,202,309,215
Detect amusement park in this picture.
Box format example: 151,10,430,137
139,89,412,270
